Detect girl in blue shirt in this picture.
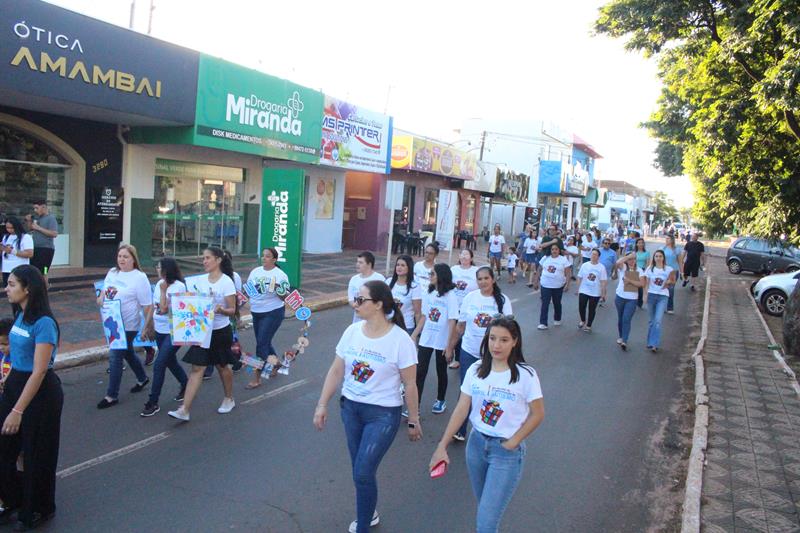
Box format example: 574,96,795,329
0,265,63,530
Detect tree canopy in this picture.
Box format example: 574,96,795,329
595,0,800,243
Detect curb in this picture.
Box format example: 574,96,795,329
53,295,350,372
681,275,712,533
746,289,800,397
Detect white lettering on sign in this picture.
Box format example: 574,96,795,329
225,92,303,137
268,190,291,262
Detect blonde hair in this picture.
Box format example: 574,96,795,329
115,243,142,272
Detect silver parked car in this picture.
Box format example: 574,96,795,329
751,271,800,317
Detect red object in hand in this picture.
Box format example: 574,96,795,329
430,460,448,479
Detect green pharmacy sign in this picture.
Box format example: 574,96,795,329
261,168,305,286
195,55,323,164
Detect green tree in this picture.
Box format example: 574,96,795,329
595,0,800,245
651,191,678,225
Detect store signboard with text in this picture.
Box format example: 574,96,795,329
390,134,476,180
194,55,324,164
261,168,305,286
320,96,393,173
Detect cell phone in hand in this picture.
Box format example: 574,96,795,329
430,460,447,479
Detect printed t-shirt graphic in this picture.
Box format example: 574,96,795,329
458,291,513,357
577,262,608,297
645,266,673,296
489,235,506,254
420,290,459,350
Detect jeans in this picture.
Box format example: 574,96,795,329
615,296,637,342
466,429,526,533
578,293,600,327
667,286,675,312
340,397,401,533
107,331,148,399
458,349,481,436
539,286,564,326
647,293,669,348
637,287,644,308
149,333,188,404
252,307,285,359
417,346,448,402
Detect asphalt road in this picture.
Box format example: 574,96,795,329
40,269,699,533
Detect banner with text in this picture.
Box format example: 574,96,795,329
261,168,305,286
390,134,476,181
435,190,458,251
320,96,393,173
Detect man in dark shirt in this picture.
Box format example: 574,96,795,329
682,233,705,291
540,224,564,253
28,200,59,282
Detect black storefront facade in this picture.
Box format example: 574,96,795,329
0,0,198,267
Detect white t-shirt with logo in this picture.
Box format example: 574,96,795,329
153,280,187,335
489,234,506,253
336,322,417,407
565,245,580,259
616,266,645,300
451,265,479,307
538,255,572,289
103,269,152,331
247,266,290,313
192,273,237,330
1,234,34,272
458,291,514,357
348,271,386,323
420,289,459,350
414,261,434,289
387,280,423,330
524,237,540,254
581,239,598,259
644,265,674,296
461,362,543,440
577,262,608,297
507,254,518,269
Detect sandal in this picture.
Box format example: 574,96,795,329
245,382,262,390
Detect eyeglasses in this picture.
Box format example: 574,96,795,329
492,313,515,320
353,296,374,306
603,241,610,245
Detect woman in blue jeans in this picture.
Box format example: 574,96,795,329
642,250,675,352
614,252,645,351
245,247,288,389
314,281,422,533
431,317,545,533
139,258,188,417
534,245,572,329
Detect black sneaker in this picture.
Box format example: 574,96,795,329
682,279,688,287
97,398,119,409
140,402,160,417
174,387,186,402
130,377,150,393
232,360,243,373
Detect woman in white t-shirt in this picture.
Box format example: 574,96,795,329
387,254,422,334
642,250,675,353
96,244,153,409
430,317,544,533
1,216,34,286
454,266,513,441
564,236,580,280
414,243,439,289
411,263,459,416
139,257,188,416
314,280,421,533
204,249,246,380
535,245,572,329
487,225,506,280
614,252,645,351
244,247,289,389
579,232,598,264
575,248,608,332
449,249,479,370
168,247,237,422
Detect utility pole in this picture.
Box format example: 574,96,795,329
147,0,155,34
129,0,136,29
478,130,487,161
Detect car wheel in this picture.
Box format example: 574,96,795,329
787,265,799,273
728,259,742,274
761,289,787,317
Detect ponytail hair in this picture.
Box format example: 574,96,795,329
364,280,407,330
477,266,505,314
206,246,237,315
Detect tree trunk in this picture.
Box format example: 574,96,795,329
784,281,800,356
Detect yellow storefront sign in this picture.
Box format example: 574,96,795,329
390,134,476,180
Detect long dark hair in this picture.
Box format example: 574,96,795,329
364,280,407,330
477,317,532,384
650,249,666,272
635,238,646,252
429,263,456,295
158,257,185,285
9,265,60,343
476,266,506,314
389,255,415,296
206,246,234,280
4,216,26,250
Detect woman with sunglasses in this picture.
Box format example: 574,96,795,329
449,249,479,369
139,258,188,417
386,255,422,335
314,280,421,533
642,250,675,352
453,266,513,441
430,317,544,533
410,264,458,415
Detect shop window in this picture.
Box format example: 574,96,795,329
465,196,476,229
423,189,438,229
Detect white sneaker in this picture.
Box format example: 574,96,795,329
616,338,623,345
537,324,548,330
667,310,675,315
217,398,236,414
553,320,562,326
348,511,380,533
168,407,190,422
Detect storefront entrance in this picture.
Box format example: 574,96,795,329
151,159,244,257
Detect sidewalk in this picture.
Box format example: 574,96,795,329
699,261,800,531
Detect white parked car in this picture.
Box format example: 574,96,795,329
751,271,800,317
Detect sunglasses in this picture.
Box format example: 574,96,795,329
353,296,374,306
492,313,516,320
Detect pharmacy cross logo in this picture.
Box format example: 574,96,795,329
268,191,280,206
287,91,304,118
